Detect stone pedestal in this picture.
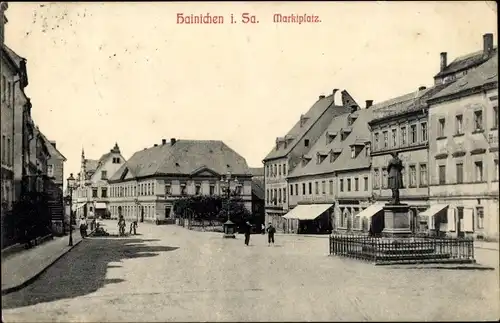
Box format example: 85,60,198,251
382,204,412,238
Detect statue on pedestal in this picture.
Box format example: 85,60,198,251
387,152,404,205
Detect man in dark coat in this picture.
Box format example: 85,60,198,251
266,222,276,246
387,152,404,204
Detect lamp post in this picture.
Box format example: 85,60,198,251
67,173,76,246
221,171,239,239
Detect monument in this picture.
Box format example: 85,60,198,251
382,152,412,238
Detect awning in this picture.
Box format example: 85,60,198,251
95,202,107,209
356,203,385,218
283,204,332,220
419,204,449,217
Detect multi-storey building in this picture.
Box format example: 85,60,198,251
287,102,374,234
249,167,265,228
427,34,498,240
263,89,357,231
369,84,449,233
108,138,252,223
73,143,125,218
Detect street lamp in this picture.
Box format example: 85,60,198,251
67,173,76,246
221,172,239,239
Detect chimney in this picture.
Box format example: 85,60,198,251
49,140,56,149
162,139,167,145
170,138,176,145
365,100,373,109
483,33,493,57
319,95,326,100
154,144,158,147
440,52,447,72
418,86,427,91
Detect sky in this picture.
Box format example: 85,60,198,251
4,1,498,181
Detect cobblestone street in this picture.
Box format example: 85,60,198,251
2,220,498,322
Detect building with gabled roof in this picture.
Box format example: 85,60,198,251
426,33,498,241
108,138,252,223
286,101,375,234
262,89,357,231
73,143,126,219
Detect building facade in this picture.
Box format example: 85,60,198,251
263,89,356,231
427,36,498,240
249,167,265,228
108,138,253,224
73,143,125,218
287,101,374,234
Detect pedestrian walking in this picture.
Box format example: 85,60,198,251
266,222,276,246
129,220,138,235
244,221,252,246
118,215,126,236
79,217,87,238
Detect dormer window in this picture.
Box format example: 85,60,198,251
304,139,310,147
341,127,352,141
195,183,201,195
326,131,337,144
348,114,358,126
351,147,356,158
180,183,187,195
300,114,310,127
350,140,366,158
302,155,312,166
365,142,371,157
316,152,328,164
330,149,342,163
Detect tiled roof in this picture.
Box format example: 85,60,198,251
109,139,252,181
85,159,99,174
38,131,67,161
249,167,264,177
430,52,498,101
263,94,342,161
370,84,451,122
435,48,497,78
288,107,374,178
252,178,265,200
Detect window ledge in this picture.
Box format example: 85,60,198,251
453,133,464,138
491,127,498,131
472,129,485,134
436,136,447,140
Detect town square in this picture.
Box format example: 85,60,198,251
1,2,499,322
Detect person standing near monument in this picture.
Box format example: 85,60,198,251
387,152,404,205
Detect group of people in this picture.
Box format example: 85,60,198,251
243,221,276,246
117,215,138,236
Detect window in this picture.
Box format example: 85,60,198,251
1,76,6,101
101,188,108,198
373,169,380,189
283,188,286,202
265,165,269,177
419,164,428,187
1,135,5,163
382,168,388,188
180,184,186,195
283,164,287,176
290,184,294,196
278,189,282,203
209,184,215,195
354,178,359,191
308,182,312,195
363,176,368,191
409,165,416,187
315,181,319,195
304,139,310,147
477,207,484,229
101,170,107,180
493,106,498,129
365,144,371,157
278,165,282,176
302,183,306,195
474,110,483,131
374,132,379,150
266,189,270,203
295,184,298,196
475,161,483,182
112,157,121,164
92,188,98,198
495,159,499,181
391,129,397,147
195,184,201,195
6,138,10,165
165,184,172,195
400,127,407,146
420,122,427,142
351,146,355,158
339,179,344,192
273,165,277,177
347,178,351,192
235,185,242,196
410,124,417,144
383,131,388,148
47,165,54,177
438,165,446,185
455,114,463,134
321,180,326,194
456,163,463,184
329,180,333,194
438,118,446,137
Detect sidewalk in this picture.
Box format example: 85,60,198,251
1,229,84,295
475,240,499,251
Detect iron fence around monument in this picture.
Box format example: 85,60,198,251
329,234,475,265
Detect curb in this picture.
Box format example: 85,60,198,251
1,230,95,296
